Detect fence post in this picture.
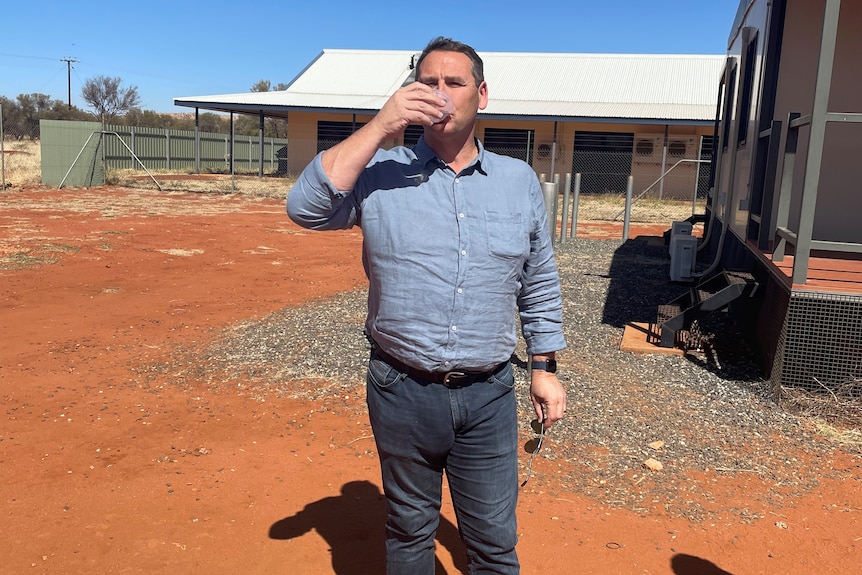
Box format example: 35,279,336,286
692,136,704,215
571,173,581,240
1,104,5,190
541,181,556,244
659,125,668,199
552,173,561,239
229,112,235,192
224,135,230,171
623,175,633,241
560,173,571,244
194,108,201,174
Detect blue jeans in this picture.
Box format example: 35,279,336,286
366,353,520,575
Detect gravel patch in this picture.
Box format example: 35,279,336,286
162,236,860,522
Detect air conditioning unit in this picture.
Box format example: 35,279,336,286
668,139,689,158
536,142,562,160
669,222,696,282
634,135,662,160
670,220,693,238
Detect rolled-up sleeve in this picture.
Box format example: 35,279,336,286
286,153,358,230
517,179,567,355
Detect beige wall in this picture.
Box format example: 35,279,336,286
287,112,712,200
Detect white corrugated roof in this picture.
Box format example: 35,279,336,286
175,49,725,122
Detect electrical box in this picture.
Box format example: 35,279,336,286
670,234,697,281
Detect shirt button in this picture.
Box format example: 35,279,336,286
461,250,467,256
457,288,463,294
451,325,457,331
444,361,450,366
454,177,460,183
459,213,465,218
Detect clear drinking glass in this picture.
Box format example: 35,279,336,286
430,89,454,123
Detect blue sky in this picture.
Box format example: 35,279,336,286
1,0,739,114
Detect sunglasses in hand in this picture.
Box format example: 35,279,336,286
520,418,545,487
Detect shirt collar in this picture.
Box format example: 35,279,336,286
413,136,489,176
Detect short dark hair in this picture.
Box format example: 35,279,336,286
414,37,484,86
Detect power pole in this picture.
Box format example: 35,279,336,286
61,57,78,109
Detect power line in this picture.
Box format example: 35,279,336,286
0,51,61,62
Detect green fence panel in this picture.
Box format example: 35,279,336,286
102,124,285,174
40,120,287,184
39,119,104,187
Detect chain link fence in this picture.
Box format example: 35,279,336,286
10,114,714,231
101,123,289,198
482,133,713,237
0,104,42,191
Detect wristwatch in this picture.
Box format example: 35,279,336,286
530,359,557,373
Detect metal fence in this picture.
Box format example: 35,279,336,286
13,117,713,229
477,134,713,236
33,119,290,196
102,124,287,174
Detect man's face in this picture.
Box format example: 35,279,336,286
416,50,488,135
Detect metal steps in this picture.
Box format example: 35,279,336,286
653,271,758,348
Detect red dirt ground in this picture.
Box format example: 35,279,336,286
1,187,859,574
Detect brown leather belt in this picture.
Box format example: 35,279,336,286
372,348,504,388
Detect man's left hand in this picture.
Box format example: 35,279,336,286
529,370,566,428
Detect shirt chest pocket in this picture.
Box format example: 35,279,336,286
484,212,529,259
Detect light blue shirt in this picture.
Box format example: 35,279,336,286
287,137,565,372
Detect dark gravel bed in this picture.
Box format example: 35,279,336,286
168,236,860,522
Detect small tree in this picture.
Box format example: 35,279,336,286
15,93,53,139
198,112,227,133
81,75,141,126
123,109,177,129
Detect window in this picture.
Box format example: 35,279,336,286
696,135,715,198
721,63,737,151
403,125,423,147
483,128,535,164
737,29,759,147
571,131,634,195
317,120,365,153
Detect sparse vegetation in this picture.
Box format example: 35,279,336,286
1,140,41,186
0,243,79,270
780,379,862,431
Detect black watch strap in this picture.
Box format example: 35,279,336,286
530,359,557,373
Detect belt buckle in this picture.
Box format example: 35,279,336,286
442,371,466,387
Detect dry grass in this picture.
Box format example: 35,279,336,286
5,147,701,223
1,140,41,186
816,421,862,445
779,380,862,436
107,168,296,198
560,192,706,223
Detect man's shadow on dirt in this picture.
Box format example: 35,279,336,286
269,480,468,574
671,553,734,574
